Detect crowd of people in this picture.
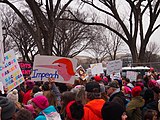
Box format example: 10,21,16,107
0,68,160,120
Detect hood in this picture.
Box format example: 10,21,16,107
39,105,57,115
85,99,105,118
127,96,145,110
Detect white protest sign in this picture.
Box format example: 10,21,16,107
90,63,104,75
31,55,77,84
106,60,122,75
126,71,138,82
110,72,121,81
0,50,24,93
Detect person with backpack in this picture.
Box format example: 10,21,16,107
32,95,61,120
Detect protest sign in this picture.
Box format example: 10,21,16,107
31,55,77,84
90,63,104,75
106,60,122,75
126,71,138,82
76,65,88,80
110,72,121,81
0,50,24,92
19,61,32,77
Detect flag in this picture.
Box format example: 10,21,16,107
0,17,4,67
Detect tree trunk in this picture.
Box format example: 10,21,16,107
138,42,147,64
128,43,139,66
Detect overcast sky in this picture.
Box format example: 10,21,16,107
0,0,160,57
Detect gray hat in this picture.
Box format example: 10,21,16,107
106,81,119,88
0,96,16,120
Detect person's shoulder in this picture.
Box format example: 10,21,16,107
35,115,46,120
43,105,57,113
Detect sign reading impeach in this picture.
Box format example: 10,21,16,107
31,55,77,84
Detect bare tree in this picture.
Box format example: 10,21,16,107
147,41,160,55
145,41,160,62
104,22,124,60
9,20,38,64
0,0,92,57
0,0,73,55
1,7,38,63
87,24,123,62
53,11,93,57
87,26,109,63
68,0,160,64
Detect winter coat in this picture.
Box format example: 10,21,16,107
109,91,127,109
22,90,32,105
35,105,59,120
143,100,157,111
142,100,158,118
126,96,145,120
82,99,105,120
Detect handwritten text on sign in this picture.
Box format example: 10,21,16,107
19,62,32,76
90,63,104,75
0,50,24,92
106,60,122,75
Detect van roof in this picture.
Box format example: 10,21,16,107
122,66,150,70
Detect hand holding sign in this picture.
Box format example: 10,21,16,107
48,77,55,84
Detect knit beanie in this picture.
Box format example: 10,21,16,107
101,101,125,120
148,80,157,88
0,96,16,120
32,95,49,110
123,86,132,94
94,75,102,82
26,80,35,89
132,86,142,97
7,89,18,103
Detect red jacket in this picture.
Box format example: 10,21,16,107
22,90,32,105
82,99,105,120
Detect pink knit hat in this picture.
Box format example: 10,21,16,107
32,96,49,110
123,86,132,94
148,80,157,88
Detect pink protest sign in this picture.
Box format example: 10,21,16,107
0,50,24,92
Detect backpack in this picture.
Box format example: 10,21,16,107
42,111,62,120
